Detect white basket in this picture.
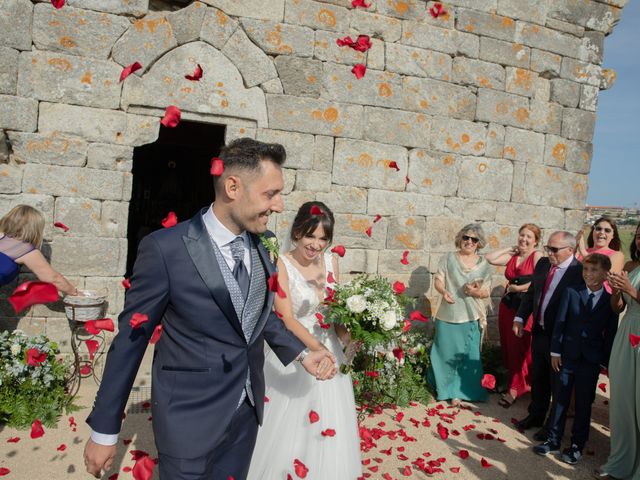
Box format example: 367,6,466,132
63,289,108,322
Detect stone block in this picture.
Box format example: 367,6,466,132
579,31,604,64
515,21,582,59
284,0,350,31
479,37,530,68
313,30,366,66
261,78,284,94
67,0,148,16
545,18,585,37
316,185,367,214
452,57,505,90
503,127,544,163
600,68,617,91
23,164,127,201
0,164,23,194
274,55,323,98
475,89,530,129
87,143,134,172
533,77,551,102
544,134,592,173
385,43,452,81
202,0,285,21
547,0,622,34
401,21,479,57
560,58,602,87
523,164,587,209
0,94,38,132
565,209,587,232
430,118,486,156
0,48,19,95
495,202,564,228
485,123,505,158
100,201,130,238
224,125,257,143
505,67,539,98
322,62,403,109
333,139,408,191
374,0,426,20
1,0,33,51
295,170,331,192
266,94,364,138
444,197,497,222
377,249,429,275
32,4,130,60
424,216,465,252
444,0,497,12
368,189,444,216
529,100,563,135
458,157,514,201
456,8,516,42
222,28,278,88
579,85,598,112
49,237,126,276
54,197,128,238
530,49,561,76
386,216,425,249
313,135,333,172
402,77,476,121
17,51,122,109
363,107,431,149
482,222,521,250
333,213,387,249
550,79,580,107
199,6,239,50
337,248,378,274
242,19,315,57
407,150,459,196
256,129,315,170
38,103,159,146
366,38,385,71
562,108,595,142
497,0,548,24
167,1,206,45
8,131,87,167
349,9,402,42
282,168,295,194
510,160,526,202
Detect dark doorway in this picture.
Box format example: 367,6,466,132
126,121,225,276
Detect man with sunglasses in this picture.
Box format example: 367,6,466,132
512,231,584,440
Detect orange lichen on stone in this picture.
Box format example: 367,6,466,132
501,17,514,28
465,24,474,32
59,37,76,48
133,19,145,32
514,68,533,89
503,146,516,157
461,133,470,144
422,177,433,186
180,87,192,93
496,102,509,114
378,83,392,97
354,153,373,167
405,218,416,226
48,58,72,71
332,126,344,135
396,233,417,249
317,9,337,27
394,1,409,14
323,107,339,122
163,76,173,86
552,143,568,162
473,141,484,151
220,99,229,108
416,150,425,158
478,162,487,173
515,107,529,123
311,110,323,120
419,100,429,109
216,10,228,25
307,75,317,84
478,76,493,89
582,151,590,161
446,137,460,151
29,188,37,194
500,226,511,236
443,155,454,165
532,25,540,33
573,183,585,193
488,235,500,249
217,82,224,87
489,130,497,139
80,72,92,85
350,218,370,233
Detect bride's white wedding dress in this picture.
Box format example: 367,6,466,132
247,252,362,479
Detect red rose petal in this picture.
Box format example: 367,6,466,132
396,412,405,422
481,373,496,390
130,450,149,461
149,324,163,344
629,333,640,347
54,221,69,232
122,278,131,289
26,347,47,366
393,281,406,294
0,468,10,477
9,281,58,313
30,419,45,439
459,449,469,460
373,214,382,223
481,458,492,468
388,161,400,171
321,429,336,437
56,443,66,451
185,64,203,81
400,250,409,265
109,474,119,480
85,318,114,335
598,382,607,393
351,0,371,8
7,437,20,443
351,63,367,79
294,458,309,478
354,35,372,52
160,105,181,128
437,422,449,440
268,272,287,298
409,310,428,322
309,410,320,424
365,226,373,237
85,339,99,360
274,309,284,319
130,312,149,329
392,347,404,362
402,466,412,476
132,455,156,480
123,438,132,445
161,211,178,228
210,157,224,176
331,245,346,257
336,35,355,48
450,467,461,473
315,312,331,329
79,364,91,375
429,2,447,18
120,62,142,82
123,467,132,472
402,320,412,332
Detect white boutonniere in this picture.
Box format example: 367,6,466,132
259,234,279,263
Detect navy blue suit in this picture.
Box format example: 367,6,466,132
87,210,305,478
547,286,618,449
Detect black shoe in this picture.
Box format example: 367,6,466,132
561,444,582,465
533,427,549,441
515,415,544,430
533,440,560,456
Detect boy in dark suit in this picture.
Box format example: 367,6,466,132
533,253,618,465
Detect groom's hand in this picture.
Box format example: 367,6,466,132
84,438,116,478
302,350,337,380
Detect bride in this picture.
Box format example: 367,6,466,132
247,201,362,479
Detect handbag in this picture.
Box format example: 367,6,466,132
501,274,533,310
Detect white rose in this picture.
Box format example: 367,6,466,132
381,310,398,331
386,351,395,362
10,344,21,356
346,295,367,313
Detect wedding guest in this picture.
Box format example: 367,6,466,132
486,223,543,408
513,231,583,441
533,253,617,465
248,201,361,479
0,205,77,295
596,223,640,480
577,216,625,279
428,223,493,405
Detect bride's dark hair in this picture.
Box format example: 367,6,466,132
290,201,335,244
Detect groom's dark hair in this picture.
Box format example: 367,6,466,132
215,137,286,192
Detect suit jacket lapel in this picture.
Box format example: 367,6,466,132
249,234,276,344
182,210,245,340
547,257,580,308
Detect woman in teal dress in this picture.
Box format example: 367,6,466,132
428,223,493,405
597,223,640,480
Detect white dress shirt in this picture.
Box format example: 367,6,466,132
551,286,604,357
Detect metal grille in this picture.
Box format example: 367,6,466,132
126,386,152,414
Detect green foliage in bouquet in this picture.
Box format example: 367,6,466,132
0,330,78,429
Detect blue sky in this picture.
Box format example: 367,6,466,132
588,0,640,208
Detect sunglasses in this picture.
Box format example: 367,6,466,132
594,226,613,234
462,235,480,244
544,245,571,254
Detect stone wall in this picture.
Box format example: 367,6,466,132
0,0,627,349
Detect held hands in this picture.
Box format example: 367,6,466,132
84,438,116,478
551,356,562,373
302,349,337,380
463,281,484,298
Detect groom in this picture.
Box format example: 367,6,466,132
84,138,337,479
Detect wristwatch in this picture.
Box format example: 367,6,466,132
296,348,310,363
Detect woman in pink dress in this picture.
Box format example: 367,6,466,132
486,223,543,408
577,216,625,291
